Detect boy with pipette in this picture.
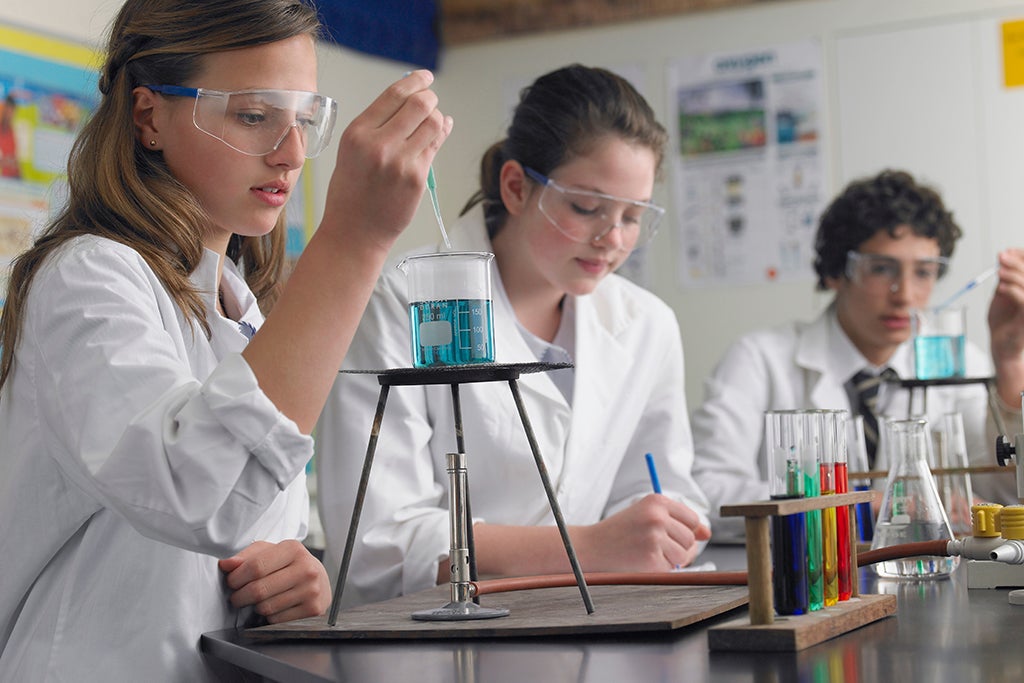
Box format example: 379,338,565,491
691,169,1024,540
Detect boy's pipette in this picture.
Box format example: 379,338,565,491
427,166,452,250
935,265,998,311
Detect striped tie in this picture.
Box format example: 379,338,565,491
849,368,898,468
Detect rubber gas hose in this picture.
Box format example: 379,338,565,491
467,539,951,597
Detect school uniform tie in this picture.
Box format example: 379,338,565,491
849,368,898,468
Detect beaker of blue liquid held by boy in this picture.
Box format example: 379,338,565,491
399,251,496,368
912,306,966,379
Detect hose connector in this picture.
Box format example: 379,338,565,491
991,539,1024,564
948,536,1008,560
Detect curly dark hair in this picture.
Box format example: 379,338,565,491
812,169,962,291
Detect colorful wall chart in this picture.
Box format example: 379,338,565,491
0,23,99,307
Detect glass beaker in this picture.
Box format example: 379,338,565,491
911,306,966,379
871,418,959,579
930,413,974,537
398,251,495,367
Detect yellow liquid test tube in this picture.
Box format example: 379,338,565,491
821,473,838,606
819,411,841,607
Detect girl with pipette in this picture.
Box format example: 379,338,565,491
0,0,452,678
317,65,711,608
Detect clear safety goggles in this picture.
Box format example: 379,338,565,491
523,166,665,247
845,250,949,293
146,84,338,158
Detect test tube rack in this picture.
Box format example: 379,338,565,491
708,490,897,652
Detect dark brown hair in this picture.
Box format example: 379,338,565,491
460,64,668,238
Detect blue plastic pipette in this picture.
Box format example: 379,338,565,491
935,265,997,310
427,166,452,250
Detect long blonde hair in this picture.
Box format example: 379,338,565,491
0,0,321,390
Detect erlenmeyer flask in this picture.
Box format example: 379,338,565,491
871,418,959,579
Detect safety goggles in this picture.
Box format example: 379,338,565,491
523,166,665,247
145,85,337,158
845,250,949,292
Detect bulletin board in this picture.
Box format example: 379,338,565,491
0,22,98,307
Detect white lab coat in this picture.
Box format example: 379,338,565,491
316,207,709,607
0,235,312,682
691,305,1018,538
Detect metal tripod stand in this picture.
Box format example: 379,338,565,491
326,362,594,625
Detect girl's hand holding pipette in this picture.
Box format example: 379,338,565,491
244,70,452,433
986,248,1024,406
323,70,454,252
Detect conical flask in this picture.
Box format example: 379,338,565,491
871,418,959,579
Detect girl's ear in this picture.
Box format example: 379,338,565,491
132,86,163,150
498,160,530,217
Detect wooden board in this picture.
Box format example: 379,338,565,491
707,593,896,651
246,584,749,641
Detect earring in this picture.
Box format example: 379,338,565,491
149,140,157,147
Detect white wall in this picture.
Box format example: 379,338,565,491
6,0,1024,410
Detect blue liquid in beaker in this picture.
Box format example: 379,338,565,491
914,334,965,379
409,298,494,367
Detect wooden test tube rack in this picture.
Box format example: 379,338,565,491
708,490,897,651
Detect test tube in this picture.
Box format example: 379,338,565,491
801,411,824,611
834,412,853,601
818,410,845,606
766,410,808,616
847,416,874,542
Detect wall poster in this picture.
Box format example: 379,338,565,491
667,39,828,288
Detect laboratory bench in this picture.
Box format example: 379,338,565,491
201,545,1024,682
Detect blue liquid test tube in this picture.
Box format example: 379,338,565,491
766,411,809,616
771,460,809,615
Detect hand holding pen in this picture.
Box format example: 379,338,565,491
645,452,662,494
638,454,712,573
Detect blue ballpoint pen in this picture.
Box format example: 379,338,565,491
645,452,662,494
